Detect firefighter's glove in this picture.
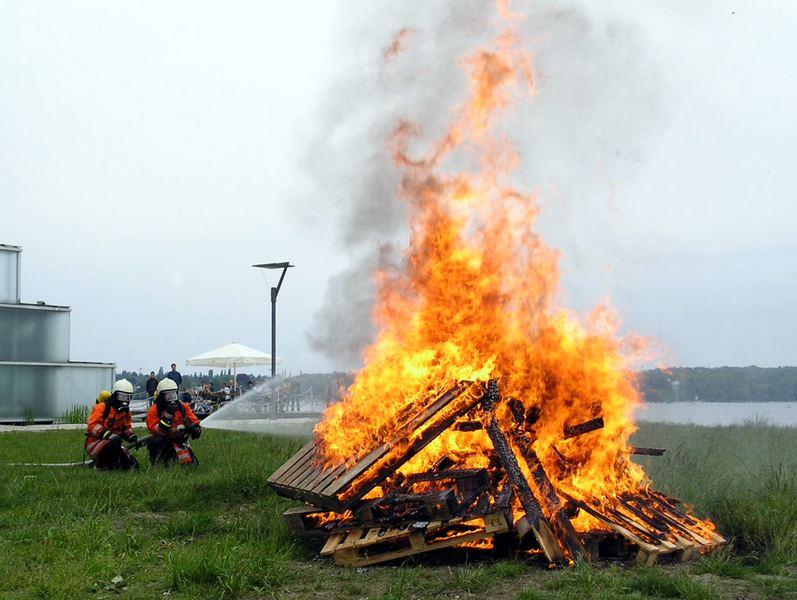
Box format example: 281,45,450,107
189,427,201,440
159,418,172,429
107,433,122,447
127,433,138,444
175,425,186,433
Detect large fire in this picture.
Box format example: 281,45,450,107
313,1,691,535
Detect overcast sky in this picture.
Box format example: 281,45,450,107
2,1,796,374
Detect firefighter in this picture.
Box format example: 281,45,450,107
146,378,202,465
85,379,139,470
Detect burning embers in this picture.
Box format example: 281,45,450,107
268,380,724,567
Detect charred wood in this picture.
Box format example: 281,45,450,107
337,382,485,507
433,455,456,471
406,468,489,487
631,447,667,456
563,417,605,439
453,420,484,431
510,428,586,559
508,398,526,426
481,380,564,562
525,406,541,427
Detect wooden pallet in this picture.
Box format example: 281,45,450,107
560,491,726,565
320,512,509,567
273,379,725,567
268,382,486,511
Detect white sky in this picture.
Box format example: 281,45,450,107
2,1,796,373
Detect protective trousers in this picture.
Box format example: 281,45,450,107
93,437,139,470
147,436,196,465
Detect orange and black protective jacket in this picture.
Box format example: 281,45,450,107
85,402,134,458
146,401,200,437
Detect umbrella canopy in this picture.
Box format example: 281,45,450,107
186,342,280,386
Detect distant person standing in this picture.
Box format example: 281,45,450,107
166,363,183,390
145,371,158,407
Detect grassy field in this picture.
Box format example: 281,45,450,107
0,422,795,600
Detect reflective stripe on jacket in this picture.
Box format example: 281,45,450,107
146,401,200,436
85,402,133,458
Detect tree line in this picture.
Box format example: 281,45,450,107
639,366,797,403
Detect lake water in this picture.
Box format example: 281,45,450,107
635,401,797,427
202,400,797,436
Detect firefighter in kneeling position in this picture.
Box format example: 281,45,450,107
85,379,139,470
147,378,202,465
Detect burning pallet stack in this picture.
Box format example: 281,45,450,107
268,380,724,567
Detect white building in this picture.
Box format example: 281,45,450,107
0,243,115,422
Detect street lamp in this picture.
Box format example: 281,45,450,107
252,261,294,378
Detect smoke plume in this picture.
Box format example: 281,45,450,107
306,1,663,369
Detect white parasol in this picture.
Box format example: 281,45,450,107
186,342,280,388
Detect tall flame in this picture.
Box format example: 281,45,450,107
315,2,649,528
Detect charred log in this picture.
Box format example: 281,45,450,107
631,447,667,456
509,428,586,559
563,417,604,439
481,380,564,562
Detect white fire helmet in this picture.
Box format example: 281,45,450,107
112,379,134,395
155,377,179,401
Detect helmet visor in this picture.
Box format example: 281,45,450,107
161,391,178,403
116,391,132,409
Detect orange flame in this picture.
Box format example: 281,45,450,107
314,1,679,533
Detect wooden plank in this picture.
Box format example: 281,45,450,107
481,380,564,563
409,532,425,550
561,494,661,557
509,428,587,560
269,382,482,511
267,441,316,483
336,529,366,552
318,443,391,496
637,548,659,566
645,491,726,546
269,483,346,512
563,417,604,439
630,447,666,456
328,383,485,505
291,460,325,490
320,532,344,556
626,495,711,546
332,513,508,568
607,507,678,551
307,463,347,493
618,497,700,559
356,528,383,547
277,448,318,487
282,461,317,488
322,384,471,498
283,505,326,535
282,505,322,517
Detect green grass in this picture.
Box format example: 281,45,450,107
0,428,304,599
632,422,797,566
0,422,795,599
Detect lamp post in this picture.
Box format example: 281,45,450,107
252,262,294,378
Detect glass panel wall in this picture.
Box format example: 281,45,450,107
0,363,114,422
0,248,20,304
0,306,70,362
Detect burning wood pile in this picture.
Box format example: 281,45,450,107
269,1,725,569
268,380,724,567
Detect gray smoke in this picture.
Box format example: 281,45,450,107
306,1,663,369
